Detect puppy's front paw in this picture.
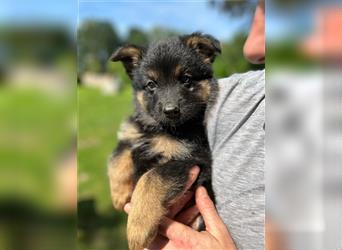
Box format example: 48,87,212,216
127,220,159,250
127,201,166,250
110,181,132,210
108,149,134,210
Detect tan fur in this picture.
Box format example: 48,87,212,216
147,69,159,81
108,149,134,210
127,169,172,250
117,121,142,141
203,57,212,64
184,36,215,64
185,36,210,48
136,91,147,111
197,79,211,102
151,135,191,160
122,47,142,66
174,64,183,78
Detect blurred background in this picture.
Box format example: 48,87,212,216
0,0,76,249
2,0,341,249
267,0,342,249
77,0,263,249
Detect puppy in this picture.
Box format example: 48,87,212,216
108,32,221,250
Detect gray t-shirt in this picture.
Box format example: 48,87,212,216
207,70,265,250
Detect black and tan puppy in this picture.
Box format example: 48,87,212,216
108,32,221,250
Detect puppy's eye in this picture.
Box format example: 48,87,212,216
145,80,157,92
181,75,192,88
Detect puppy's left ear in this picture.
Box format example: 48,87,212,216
110,45,145,79
181,32,221,64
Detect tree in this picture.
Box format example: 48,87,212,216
148,27,180,42
78,21,120,73
126,27,149,46
209,0,255,17
213,33,264,78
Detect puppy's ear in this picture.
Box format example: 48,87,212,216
110,45,145,78
181,32,221,64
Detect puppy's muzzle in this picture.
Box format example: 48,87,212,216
163,102,180,118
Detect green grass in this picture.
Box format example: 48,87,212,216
78,86,133,212
0,87,74,210
78,86,133,250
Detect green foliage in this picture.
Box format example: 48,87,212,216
0,88,74,210
213,33,264,78
124,26,180,46
0,27,72,66
78,87,133,249
209,0,256,17
78,21,120,73
126,27,149,46
267,42,317,68
78,87,133,212
106,59,131,89
147,27,180,42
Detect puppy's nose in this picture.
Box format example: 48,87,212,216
163,103,180,117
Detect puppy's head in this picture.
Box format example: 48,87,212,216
111,32,221,127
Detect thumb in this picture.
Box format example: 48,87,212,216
196,186,228,236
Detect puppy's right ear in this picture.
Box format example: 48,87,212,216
110,45,145,78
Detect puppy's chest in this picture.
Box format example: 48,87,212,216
117,119,209,170
132,134,196,163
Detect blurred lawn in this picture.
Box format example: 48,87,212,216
78,85,132,211
0,87,74,210
0,86,76,250
78,85,133,249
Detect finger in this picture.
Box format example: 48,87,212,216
159,216,197,242
124,203,131,214
175,205,199,226
145,235,169,250
184,165,200,191
196,187,236,248
168,190,194,218
195,186,227,236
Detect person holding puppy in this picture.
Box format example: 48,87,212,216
124,1,265,249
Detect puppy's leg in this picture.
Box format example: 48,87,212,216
127,162,192,250
108,144,134,210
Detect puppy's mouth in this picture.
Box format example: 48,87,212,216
164,112,181,120
156,113,183,127
161,114,181,125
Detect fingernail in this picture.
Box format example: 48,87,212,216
190,166,200,177
124,203,131,212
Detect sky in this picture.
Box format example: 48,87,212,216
0,0,316,42
78,1,253,41
0,0,76,29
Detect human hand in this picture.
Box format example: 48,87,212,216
154,186,236,250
